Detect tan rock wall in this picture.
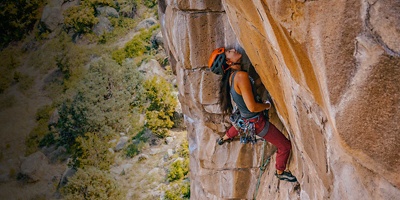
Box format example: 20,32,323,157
159,0,400,199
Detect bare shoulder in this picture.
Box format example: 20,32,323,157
235,71,250,80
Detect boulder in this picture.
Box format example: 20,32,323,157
20,151,49,182
114,136,129,151
135,17,158,31
165,137,174,144
138,59,165,79
151,31,164,48
40,0,78,31
96,6,119,18
92,16,113,36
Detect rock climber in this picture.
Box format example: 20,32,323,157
208,46,297,182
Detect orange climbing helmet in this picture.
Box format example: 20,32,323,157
208,47,229,75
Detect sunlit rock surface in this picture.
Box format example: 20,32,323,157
159,0,400,199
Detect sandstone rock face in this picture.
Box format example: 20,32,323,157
159,0,400,199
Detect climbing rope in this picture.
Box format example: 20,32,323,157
253,139,271,200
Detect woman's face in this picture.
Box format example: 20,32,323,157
225,49,242,64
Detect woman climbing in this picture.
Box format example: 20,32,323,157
208,46,297,182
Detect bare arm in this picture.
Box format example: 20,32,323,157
234,71,271,112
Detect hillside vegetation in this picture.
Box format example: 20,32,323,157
0,0,189,199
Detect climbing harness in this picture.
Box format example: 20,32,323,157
239,117,257,144
230,109,269,145
229,107,257,144
253,139,271,200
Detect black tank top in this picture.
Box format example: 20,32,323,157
230,71,259,119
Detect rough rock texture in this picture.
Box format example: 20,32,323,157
159,0,400,199
40,0,78,31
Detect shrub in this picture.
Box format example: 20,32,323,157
39,132,56,147
112,25,160,65
164,181,190,200
167,159,188,182
72,132,114,170
0,0,44,48
61,166,125,200
125,128,151,157
111,48,127,65
117,0,138,18
142,0,157,8
25,105,54,155
143,76,177,138
57,96,88,148
64,6,99,34
177,140,189,158
57,57,145,149
82,0,116,7
52,32,89,83
126,142,141,158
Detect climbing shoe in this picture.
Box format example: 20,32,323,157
275,171,297,182
216,137,232,145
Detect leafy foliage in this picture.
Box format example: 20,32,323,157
112,25,160,64
125,128,148,157
81,0,116,7
177,140,189,158
73,132,114,170
164,139,190,199
61,166,125,200
143,76,177,138
57,95,88,148
0,0,44,48
55,34,76,80
64,6,99,34
25,104,54,155
125,142,140,157
63,0,119,35
57,57,145,149
164,181,190,200
167,159,189,182
142,0,158,8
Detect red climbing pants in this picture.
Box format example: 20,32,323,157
226,114,292,171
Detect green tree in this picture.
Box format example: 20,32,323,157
57,94,88,148
57,57,145,149
61,166,125,200
143,76,177,137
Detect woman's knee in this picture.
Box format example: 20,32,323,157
279,139,292,153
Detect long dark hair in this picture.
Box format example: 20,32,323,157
219,68,233,114
218,45,247,114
